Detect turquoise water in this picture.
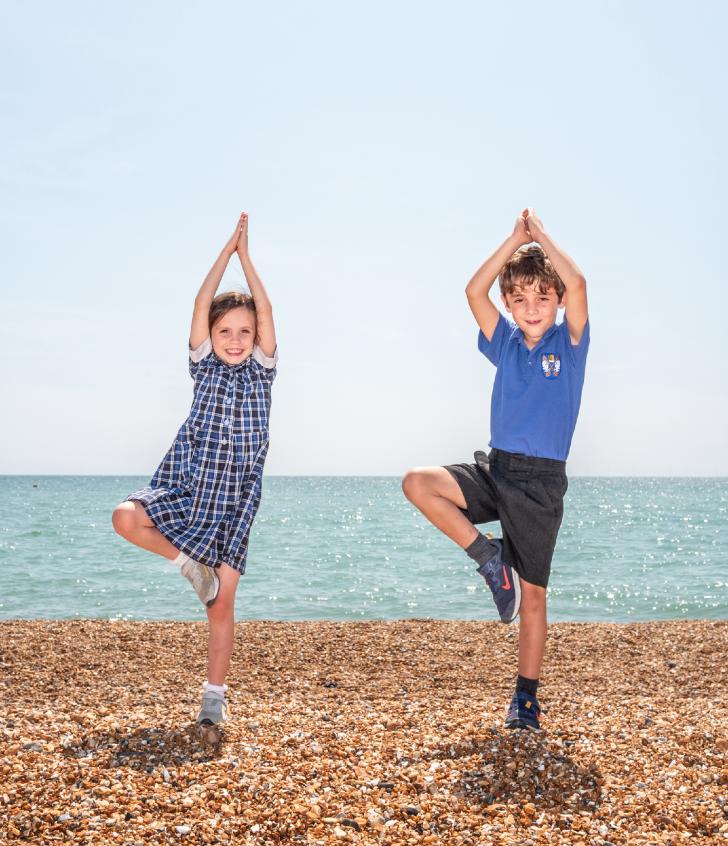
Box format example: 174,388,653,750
0,476,726,622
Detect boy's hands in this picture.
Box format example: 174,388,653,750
512,209,532,246
524,208,546,244
223,212,247,257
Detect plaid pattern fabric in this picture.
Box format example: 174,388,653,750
127,340,277,573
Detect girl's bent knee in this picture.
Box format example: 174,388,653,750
111,504,134,536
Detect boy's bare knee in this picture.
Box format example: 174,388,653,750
519,581,547,615
402,468,426,502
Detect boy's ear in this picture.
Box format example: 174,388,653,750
500,293,512,313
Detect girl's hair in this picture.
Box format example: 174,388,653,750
499,245,565,299
208,291,256,332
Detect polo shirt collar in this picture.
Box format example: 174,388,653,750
514,321,560,353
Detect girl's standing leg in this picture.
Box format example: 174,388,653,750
112,501,180,560
205,563,240,685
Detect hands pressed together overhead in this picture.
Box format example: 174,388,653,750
223,212,250,257
513,207,545,246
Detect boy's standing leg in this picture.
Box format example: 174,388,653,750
403,467,545,728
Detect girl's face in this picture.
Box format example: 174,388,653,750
211,306,257,365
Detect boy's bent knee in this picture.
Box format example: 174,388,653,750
402,467,428,502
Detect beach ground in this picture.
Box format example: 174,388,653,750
0,619,726,845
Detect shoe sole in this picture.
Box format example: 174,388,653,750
505,720,541,731
501,569,521,624
203,569,221,607
206,576,220,607
181,561,220,607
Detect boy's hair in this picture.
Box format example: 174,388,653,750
499,245,565,300
208,291,256,331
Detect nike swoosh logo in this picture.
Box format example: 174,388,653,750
501,565,511,591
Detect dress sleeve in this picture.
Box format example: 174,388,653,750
188,337,213,378
249,345,278,383
252,345,278,370
477,313,510,366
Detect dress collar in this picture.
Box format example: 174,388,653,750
211,352,253,372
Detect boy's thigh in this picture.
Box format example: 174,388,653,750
405,465,469,509
443,462,499,525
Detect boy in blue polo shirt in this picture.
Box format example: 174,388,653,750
402,208,589,730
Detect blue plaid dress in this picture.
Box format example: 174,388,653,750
126,338,277,573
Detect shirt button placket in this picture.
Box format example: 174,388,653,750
221,379,233,445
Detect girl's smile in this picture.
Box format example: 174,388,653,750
211,306,257,365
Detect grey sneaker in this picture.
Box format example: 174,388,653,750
197,690,227,725
180,558,220,607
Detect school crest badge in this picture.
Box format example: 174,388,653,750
542,353,560,378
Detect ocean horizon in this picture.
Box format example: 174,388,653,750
1,474,726,623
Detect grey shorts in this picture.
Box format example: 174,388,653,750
445,448,568,588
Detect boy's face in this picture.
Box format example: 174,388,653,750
211,306,257,365
501,280,564,347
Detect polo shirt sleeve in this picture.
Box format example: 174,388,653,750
188,337,213,378
477,313,510,366
562,318,590,367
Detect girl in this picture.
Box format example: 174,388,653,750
112,212,277,726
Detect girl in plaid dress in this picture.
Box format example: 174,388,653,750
112,213,277,725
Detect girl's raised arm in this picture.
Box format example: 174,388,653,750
236,214,277,358
189,214,246,349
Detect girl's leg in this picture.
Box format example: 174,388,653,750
111,501,179,560
517,580,547,679
402,466,479,548
205,563,240,685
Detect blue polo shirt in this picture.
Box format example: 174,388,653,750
477,314,589,461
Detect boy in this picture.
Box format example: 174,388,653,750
402,208,589,730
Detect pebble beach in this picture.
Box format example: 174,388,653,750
1,619,726,845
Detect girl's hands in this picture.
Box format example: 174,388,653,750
524,207,546,243
223,213,247,257
512,209,532,246
236,212,249,256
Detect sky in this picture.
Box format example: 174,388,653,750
1,0,726,476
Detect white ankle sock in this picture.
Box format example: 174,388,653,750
204,681,228,695
172,551,189,567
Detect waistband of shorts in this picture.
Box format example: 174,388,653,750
489,448,566,475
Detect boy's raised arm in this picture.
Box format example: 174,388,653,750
466,212,531,341
525,209,588,345
236,214,277,359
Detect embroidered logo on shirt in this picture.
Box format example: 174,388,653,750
541,353,561,378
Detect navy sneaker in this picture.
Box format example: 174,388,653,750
476,539,521,623
505,690,542,731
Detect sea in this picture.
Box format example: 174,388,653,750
0,476,726,623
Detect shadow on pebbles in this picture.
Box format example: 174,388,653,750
0,618,726,844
